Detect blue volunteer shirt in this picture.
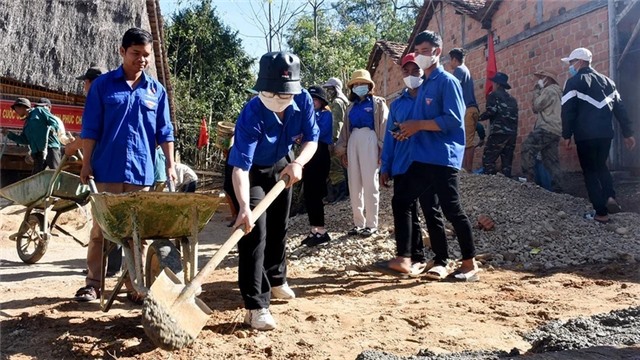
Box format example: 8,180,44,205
381,89,415,177
229,89,319,171
409,65,466,170
316,109,333,145
453,64,478,108
349,95,375,131
81,66,174,185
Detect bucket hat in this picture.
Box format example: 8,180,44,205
253,52,302,95
308,85,329,106
322,77,343,91
490,72,511,89
347,69,375,90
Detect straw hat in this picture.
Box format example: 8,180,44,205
347,69,375,90
533,68,559,84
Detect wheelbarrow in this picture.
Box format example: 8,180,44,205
0,155,90,263
88,183,224,312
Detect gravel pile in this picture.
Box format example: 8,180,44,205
286,173,640,271
525,306,640,353
356,307,640,360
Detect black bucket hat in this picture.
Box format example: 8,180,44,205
308,85,328,106
254,52,301,95
490,72,511,89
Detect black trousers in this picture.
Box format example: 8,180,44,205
576,138,614,216
392,162,476,265
393,173,430,263
303,143,330,227
32,147,61,174
238,156,292,309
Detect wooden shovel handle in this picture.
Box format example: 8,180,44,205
176,174,290,303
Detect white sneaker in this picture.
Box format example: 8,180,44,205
271,283,296,299
244,308,276,330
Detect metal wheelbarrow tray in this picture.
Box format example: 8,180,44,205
89,191,224,311
0,169,90,263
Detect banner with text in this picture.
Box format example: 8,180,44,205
0,99,84,132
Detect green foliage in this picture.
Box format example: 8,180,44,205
286,0,417,88
164,0,255,167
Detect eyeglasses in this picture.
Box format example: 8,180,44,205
260,91,293,100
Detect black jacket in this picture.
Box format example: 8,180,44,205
561,67,633,141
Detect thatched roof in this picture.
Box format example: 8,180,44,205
0,0,159,95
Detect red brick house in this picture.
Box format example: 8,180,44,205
368,0,640,174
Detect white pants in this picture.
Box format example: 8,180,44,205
347,128,380,229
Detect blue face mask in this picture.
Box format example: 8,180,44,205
569,64,578,77
352,85,369,97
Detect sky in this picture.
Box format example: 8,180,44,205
158,0,282,62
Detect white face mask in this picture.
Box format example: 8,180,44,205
403,75,424,89
259,93,293,113
415,54,434,70
537,78,546,88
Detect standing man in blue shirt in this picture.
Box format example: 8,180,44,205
393,31,479,281
449,48,480,172
74,28,176,303
229,52,318,330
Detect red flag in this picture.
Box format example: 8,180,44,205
197,117,209,149
485,32,497,97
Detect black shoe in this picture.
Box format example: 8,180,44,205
347,227,363,236
106,270,119,278
301,233,315,246
306,232,331,247
361,227,378,237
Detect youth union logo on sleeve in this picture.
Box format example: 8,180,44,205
291,133,303,145
426,98,433,106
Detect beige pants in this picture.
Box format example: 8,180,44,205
347,128,380,229
85,182,149,289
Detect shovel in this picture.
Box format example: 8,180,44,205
143,175,290,350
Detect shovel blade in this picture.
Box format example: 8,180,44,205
148,268,212,340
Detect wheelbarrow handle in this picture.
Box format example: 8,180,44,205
88,178,98,194
176,174,290,303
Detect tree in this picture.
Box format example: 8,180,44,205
248,0,308,52
164,0,255,168
286,0,418,87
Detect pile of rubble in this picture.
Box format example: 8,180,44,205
286,173,640,271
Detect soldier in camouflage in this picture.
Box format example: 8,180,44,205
323,77,350,202
479,72,519,177
521,69,563,191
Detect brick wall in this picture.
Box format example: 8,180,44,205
423,1,610,174
371,52,405,102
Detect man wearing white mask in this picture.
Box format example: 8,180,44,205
392,31,479,282
229,51,318,330
561,47,635,223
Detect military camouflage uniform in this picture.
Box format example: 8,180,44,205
327,96,349,201
521,83,563,191
479,88,519,177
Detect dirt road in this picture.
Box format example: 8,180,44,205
1,200,638,360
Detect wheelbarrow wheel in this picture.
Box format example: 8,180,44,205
145,239,183,288
16,213,48,264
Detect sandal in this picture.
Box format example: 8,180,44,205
424,265,451,281
452,268,481,282
74,285,99,302
126,292,145,305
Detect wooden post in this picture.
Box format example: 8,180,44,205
608,0,621,168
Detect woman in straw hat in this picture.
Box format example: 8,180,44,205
335,69,388,238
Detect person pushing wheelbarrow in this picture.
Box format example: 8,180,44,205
229,51,319,330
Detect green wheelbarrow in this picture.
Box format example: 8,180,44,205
88,185,224,312
0,155,90,263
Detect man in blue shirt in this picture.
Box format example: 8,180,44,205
449,48,480,172
230,52,318,330
74,28,176,303
394,31,479,282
